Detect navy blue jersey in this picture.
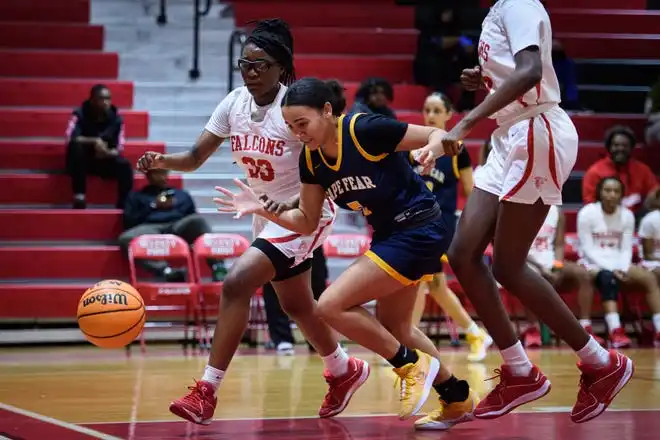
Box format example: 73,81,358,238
299,113,437,232
409,148,472,215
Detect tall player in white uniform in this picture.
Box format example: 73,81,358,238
416,0,633,424
137,20,368,425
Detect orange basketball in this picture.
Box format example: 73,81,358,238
77,280,145,349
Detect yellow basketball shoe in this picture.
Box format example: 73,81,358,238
414,388,479,430
392,350,439,419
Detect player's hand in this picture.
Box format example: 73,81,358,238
214,178,262,219
259,194,296,215
460,66,482,91
413,147,436,175
613,270,628,282
441,125,466,157
137,151,166,173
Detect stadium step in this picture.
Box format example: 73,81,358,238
234,1,414,29
0,173,182,205
0,209,122,241
0,22,103,51
293,28,660,59
578,86,648,114
0,0,90,23
0,108,149,138
296,55,413,83
0,78,134,108
0,140,164,171
575,59,660,88
551,9,660,34
0,49,118,79
0,245,125,279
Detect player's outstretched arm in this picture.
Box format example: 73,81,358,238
137,130,224,173
214,180,324,235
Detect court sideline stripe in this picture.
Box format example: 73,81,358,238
83,407,660,425
0,402,122,440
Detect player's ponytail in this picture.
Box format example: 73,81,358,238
282,77,346,116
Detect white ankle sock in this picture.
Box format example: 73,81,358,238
501,341,533,376
579,319,591,328
605,312,621,332
201,365,224,394
321,344,350,377
576,336,610,368
465,321,482,337
653,313,660,333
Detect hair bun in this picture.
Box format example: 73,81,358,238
324,79,347,115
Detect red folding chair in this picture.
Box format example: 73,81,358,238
128,234,199,353
192,233,251,349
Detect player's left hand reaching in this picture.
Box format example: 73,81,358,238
214,178,263,219
442,121,469,157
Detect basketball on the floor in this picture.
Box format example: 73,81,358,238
77,280,146,349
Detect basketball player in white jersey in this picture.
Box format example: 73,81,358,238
414,0,633,423
136,20,368,425
579,177,660,348
524,205,602,347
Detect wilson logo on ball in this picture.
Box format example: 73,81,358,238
82,293,128,307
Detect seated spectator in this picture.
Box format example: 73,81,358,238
645,76,660,148
552,39,583,112
66,84,134,209
582,125,659,215
577,176,660,348
636,189,660,346
412,0,474,109
119,169,226,282
522,205,602,347
348,77,396,118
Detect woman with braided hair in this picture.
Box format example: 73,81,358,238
137,19,368,425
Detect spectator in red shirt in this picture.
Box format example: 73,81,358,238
582,125,658,214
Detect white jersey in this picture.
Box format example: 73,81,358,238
205,85,335,263
478,0,561,126
206,85,301,202
638,210,660,263
528,205,559,270
577,203,634,272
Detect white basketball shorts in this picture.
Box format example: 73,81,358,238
475,105,578,205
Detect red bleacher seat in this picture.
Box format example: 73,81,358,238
128,234,200,353
0,22,103,50
0,49,118,79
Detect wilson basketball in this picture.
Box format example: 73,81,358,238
77,280,146,349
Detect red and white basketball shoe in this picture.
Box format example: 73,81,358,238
474,364,551,419
319,357,370,418
571,350,634,423
169,380,217,425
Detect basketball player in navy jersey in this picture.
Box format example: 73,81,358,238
215,78,479,430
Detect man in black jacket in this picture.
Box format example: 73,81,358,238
119,169,226,282
66,84,134,209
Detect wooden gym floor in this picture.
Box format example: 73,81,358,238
0,345,659,439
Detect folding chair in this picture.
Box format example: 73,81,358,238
128,234,199,354
192,233,251,349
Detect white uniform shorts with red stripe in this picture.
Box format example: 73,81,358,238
474,105,578,205
253,200,336,267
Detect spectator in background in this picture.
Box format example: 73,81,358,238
577,176,660,348
645,76,660,148
413,0,474,109
638,188,660,346
522,205,602,348
119,169,226,282
582,125,659,215
348,77,396,118
66,84,134,209
552,39,583,111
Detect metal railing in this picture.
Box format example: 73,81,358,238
189,0,213,80
227,29,248,93
156,0,167,25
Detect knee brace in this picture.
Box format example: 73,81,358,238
594,270,620,302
